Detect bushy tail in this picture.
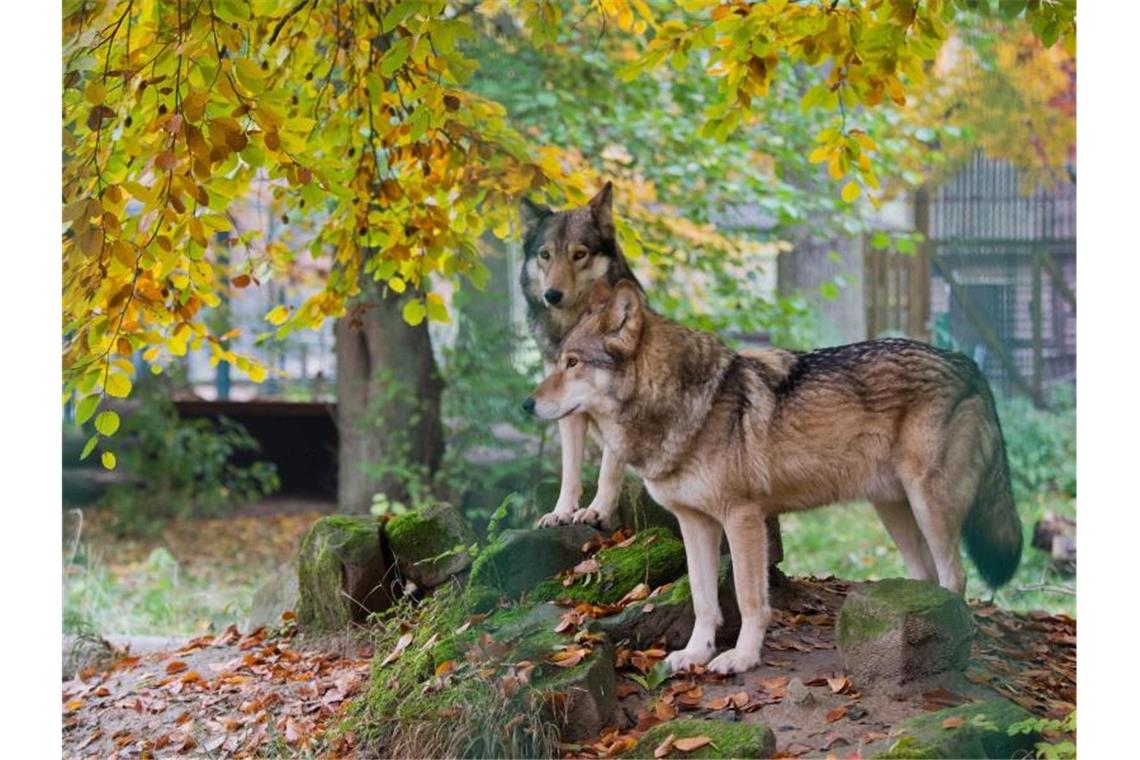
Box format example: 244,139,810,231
962,390,1022,589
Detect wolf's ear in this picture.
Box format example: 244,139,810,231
602,279,643,359
519,197,552,238
588,181,615,242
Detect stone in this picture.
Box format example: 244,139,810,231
785,677,815,706
876,699,1040,759
599,558,743,650
463,524,601,611
837,578,974,684
247,563,299,629
531,527,688,605
385,501,475,589
629,718,777,759
297,515,393,631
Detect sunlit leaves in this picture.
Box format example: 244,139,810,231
94,410,121,437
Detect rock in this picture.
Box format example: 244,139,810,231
876,699,1039,759
531,477,679,534
630,718,777,759
247,563,299,629
785,677,814,707
464,524,601,611
837,578,974,684
297,515,393,631
386,502,475,589
531,527,688,605
599,558,742,650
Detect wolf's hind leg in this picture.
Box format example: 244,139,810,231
572,444,624,529
707,508,770,675
665,507,723,672
872,499,938,582
537,414,586,528
902,482,967,593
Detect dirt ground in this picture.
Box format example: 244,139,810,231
62,573,1075,759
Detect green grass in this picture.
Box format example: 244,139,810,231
779,492,1075,617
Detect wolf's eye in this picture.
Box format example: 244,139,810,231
565,357,579,369
572,248,589,261
539,249,551,260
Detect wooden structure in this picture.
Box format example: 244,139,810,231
865,153,1076,406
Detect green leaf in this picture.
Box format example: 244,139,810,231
871,231,891,250
819,282,840,301
101,451,117,470
380,38,411,78
75,395,100,425
80,435,98,461
94,410,121,437
402,299,427,326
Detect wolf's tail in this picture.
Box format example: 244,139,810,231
961,386,1022,589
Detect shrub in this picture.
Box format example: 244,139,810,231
995,387,1076,499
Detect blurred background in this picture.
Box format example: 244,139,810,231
62,3,1075,642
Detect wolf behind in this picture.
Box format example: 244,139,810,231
518,183,642,528
526,280,1021,675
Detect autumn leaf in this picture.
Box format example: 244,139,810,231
165,660,188,674
654,733,676,758
673,736,712,752
826,706,849,722
380,633,414,667
942,716,965,729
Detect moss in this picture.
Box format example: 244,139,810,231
386,502,474,587
875,700,1039,759
837,578,968,649
629,718,776,759
530,528,687,605
465,524,600,607
296,515,384,631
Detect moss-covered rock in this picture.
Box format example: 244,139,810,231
599,558,744,649
837,578,973,684
463,524,601,612
876,699,1039,759
386,501,475,589
297,515,392,631
629,718,776,759
531,527,687,605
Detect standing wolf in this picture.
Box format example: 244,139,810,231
525,280,1021,675
519,182,641,528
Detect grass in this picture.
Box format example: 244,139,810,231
779,491,1075,617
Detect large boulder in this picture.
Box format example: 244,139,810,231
297,515,393,631
463,524,601,611
630,718,776,759
531,527,688,605
837,578,974,684
385,502,475,589
877,699,1040,759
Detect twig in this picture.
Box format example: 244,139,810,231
1013,583,1076,596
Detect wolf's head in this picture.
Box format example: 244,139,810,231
522,279,644,421
519,182,630,316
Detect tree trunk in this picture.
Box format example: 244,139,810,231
335,282,445,514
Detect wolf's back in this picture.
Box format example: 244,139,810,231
961,380,1022,589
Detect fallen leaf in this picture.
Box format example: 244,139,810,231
942,716,965,729
165,660,188,674
827,676,851,693
654,732,676,758
380,633,414,667
826,706,848,722
673,736,712,752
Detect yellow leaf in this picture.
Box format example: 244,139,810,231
105,373,132,399
841,181,862,203
85,81,106,106
101,451,117,470
248,363,268,383
266,305,290,325
94,410,121,436
388,276,406,294
808,146,830,164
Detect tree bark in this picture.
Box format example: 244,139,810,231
335,281,445,514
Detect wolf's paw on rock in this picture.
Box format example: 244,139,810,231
665,644,715,672
571,506,609,528
707,647,760,675
537,510,575,528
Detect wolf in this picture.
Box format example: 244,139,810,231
524,280,1022,675
519,182,642,529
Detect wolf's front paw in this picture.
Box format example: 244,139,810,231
537,510,574,528
665,644,715,673
571,507,610,529
706,647,760,675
